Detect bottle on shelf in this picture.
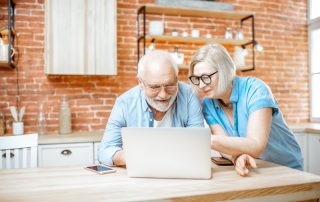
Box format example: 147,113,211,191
171,29,178,37
224,27,233,39
59,96,71,134
235,28,244,40
0,111,5,135
38,103,46,135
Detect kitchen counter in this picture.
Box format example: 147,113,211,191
289,123,320,134
38,131,103,144
0,160,319,202
37,123,320,145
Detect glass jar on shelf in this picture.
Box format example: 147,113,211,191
224,27,233,39
38,103,46,135
235,28,244,40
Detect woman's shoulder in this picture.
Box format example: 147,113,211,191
237,76,264,84
237,76,269,90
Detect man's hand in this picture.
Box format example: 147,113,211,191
112,150,126,166
234,154,257,176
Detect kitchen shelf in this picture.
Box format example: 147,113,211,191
137,5,256,71
0,0,16,69
143,35,252,46
143,4,254,20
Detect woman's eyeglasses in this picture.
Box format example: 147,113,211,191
188,71,218,86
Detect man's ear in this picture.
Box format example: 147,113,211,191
137,77,144,89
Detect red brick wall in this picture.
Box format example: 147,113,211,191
0,0,308,134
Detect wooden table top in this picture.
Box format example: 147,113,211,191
0,160,320,202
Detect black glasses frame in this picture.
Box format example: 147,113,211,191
188,71,218,86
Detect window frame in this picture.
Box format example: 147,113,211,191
308,0,320,122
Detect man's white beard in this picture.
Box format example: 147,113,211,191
145,90,178,112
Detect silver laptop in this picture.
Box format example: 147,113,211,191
122,127,212,179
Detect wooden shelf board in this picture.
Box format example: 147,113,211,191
0,0,15,5
144,5,254,20
146,35,252,46
0,60,10,68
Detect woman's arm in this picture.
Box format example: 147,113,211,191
210,107,272,158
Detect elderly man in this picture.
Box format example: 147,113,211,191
98,50,204,166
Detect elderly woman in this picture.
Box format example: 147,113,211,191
188,44,303,175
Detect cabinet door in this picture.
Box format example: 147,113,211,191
45,0,117,75
293,133,308,171
308,134,320,175
94,142,101,164
38,143,94,167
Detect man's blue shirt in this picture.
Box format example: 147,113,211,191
203,76,303,170
99,82,204,165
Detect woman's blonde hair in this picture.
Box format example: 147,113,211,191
189,43,236,95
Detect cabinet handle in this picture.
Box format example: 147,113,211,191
2,153,14,158
61,149,72,156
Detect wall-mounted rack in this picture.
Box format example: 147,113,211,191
137,5,256,71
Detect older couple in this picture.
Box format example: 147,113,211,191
98,44,303,176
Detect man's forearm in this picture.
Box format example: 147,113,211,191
112,150,126,166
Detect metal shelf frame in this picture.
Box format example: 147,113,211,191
137,5,256,72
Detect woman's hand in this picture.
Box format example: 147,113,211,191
234,154,257,176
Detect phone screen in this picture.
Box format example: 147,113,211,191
87,165,114,172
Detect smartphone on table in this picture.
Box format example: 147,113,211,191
84,164,116,174
211,157,234,166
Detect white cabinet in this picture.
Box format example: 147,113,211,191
308,134,320,175
94,142,100,164
38,143,94,167
294,132,320,175
45,0,117,75
294,132,308,171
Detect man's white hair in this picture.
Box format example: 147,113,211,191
137,50,178,78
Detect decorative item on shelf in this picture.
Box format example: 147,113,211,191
254,41,264,52
171,29,178,37
241,46,249,56
10,106,25,135
38,103,46,135
235,28,244,40
224,27,233,39
146,38,156,54
233,47,247,68
191,29,200,37
0,26,18,68
205,33,212,38
182,30,188,37
149,21,164,35
59,96,71,135
170,46,184,65
0,111,5,135
0,37,8,62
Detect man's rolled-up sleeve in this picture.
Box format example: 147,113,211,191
98,98,126,166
